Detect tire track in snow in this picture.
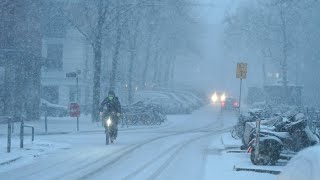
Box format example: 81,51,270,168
8,120,222,179
69,122,223,179
77,127,231,180
10,120,216,180
146,128,232,180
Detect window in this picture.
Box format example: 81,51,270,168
45,44,63,71
42,86,59,104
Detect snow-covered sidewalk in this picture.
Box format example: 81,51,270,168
0,114,174,136
0,115,101,136
0,136,69,173
204,133,284,180
0,115,173,172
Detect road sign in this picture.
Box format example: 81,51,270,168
236,63,247,79
66,72,77,78
69,103,80,117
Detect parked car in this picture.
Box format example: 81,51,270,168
40,99,68,117
221,97,239,111
135,91,188,114
122,101,166,126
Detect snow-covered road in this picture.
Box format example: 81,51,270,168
0,106,239,180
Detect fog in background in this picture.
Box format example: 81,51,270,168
174,0,244,97
183,0,320,107
1,0,320,121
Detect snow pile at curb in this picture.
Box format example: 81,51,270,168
277,145,320,180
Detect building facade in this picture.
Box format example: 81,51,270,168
41,10,92,113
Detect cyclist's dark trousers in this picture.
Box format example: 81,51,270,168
106,116,119,139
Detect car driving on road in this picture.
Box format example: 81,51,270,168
221,97,239,111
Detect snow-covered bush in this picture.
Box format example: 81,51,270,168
277,145,320,180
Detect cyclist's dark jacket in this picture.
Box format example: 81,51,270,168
99,96,121,115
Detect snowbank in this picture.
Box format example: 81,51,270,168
277,145,320,180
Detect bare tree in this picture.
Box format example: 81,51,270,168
126,10,141,104
64,0,113,122
109,0,121,92
0,1,42,120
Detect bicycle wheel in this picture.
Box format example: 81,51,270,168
105,129,110,145
231,128,240,139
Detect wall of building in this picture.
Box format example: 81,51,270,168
41,27,92,109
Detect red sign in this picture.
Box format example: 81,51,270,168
70,103,80,117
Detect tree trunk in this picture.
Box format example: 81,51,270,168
110,1,121,92
262,62,266,86
280,6,289,103
128,49,135,105
141,32,152,88
92,44,102,122
127,14,140,104
110,31,121,92
157,56,163,85
91,2,104,122
170,57,175,81
26,55,41,120
152,52,159,84
163,58,171,87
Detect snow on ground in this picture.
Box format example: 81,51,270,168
0,115,101,135
0,136,69,173
277,145,320,180
0,105,225,179
0,114,173,136
204,132,281,180
0,105,288,180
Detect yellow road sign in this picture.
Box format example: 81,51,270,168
236,63,247,79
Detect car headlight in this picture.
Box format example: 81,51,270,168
220,93,226,102
211,93,218,103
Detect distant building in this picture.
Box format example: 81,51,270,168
264,85,302,107
40,2,92,113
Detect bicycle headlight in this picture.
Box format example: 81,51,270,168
107,117,112,126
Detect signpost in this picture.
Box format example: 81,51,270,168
66,71,81,131
70,103,80,131
255,119,261,163
236,63,247,113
